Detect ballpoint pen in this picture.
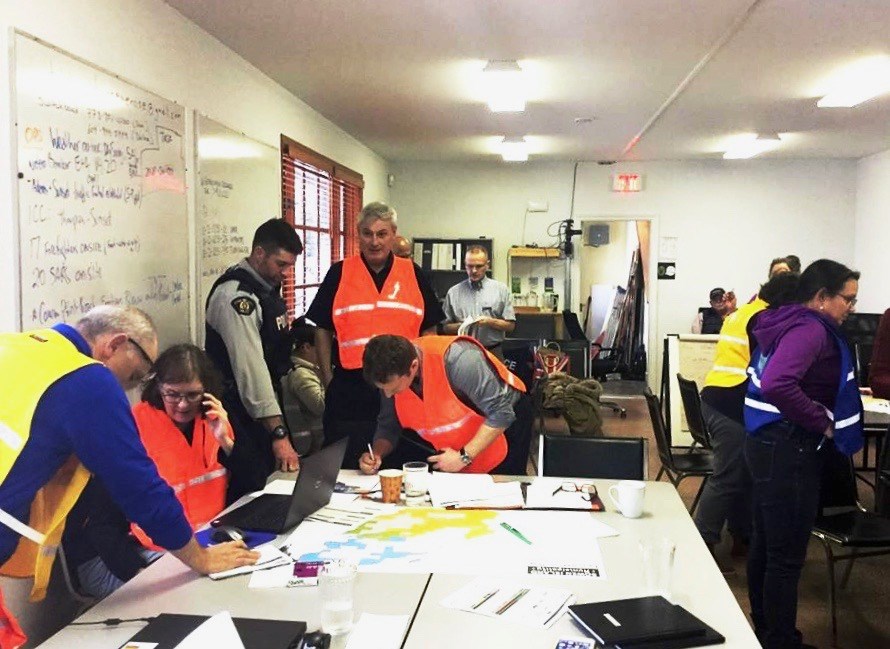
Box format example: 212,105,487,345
500,521,532,544
367,443,375,461
496,588,530,615
471,589,499,610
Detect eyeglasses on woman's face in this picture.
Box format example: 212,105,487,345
159,389,204,404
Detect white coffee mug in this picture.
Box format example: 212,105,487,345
608,480,646,518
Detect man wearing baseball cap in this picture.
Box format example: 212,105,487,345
692,287,737,334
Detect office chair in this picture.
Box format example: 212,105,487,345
561,310,627,418
644,391,713,513
538,434,647,480
676,374,713,450
811,449,890,646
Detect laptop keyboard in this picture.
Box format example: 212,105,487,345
234,496,290,530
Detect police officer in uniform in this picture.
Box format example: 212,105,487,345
306,202,444,469
205,219,303,497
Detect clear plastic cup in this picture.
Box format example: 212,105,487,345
318,560,357,635
639,537,675,601
402,461,430,498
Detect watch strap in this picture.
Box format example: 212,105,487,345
459,447,472,465
271,424,289,440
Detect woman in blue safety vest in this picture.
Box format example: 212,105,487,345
743,259,863,649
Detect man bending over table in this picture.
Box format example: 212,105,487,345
358,335,532,475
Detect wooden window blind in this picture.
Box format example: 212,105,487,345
281,136,363,319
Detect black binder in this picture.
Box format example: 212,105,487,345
567,596,720,647
120,613,306,649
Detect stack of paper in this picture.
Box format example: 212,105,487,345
428,473,524,509
208,544,291,580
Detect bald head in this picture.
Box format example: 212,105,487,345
393,235,412,258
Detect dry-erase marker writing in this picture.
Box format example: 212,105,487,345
496,588,529,615
471,589,499,610
500,521,532,544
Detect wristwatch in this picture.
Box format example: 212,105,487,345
459,447,472,466
271,424,289,440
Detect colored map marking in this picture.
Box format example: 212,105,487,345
346,507,498,541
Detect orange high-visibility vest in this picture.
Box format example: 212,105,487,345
332,256,424,369
0,329,97,603
394,336,526,474
130,402,230,550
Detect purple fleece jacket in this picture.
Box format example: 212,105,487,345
752,304,841,434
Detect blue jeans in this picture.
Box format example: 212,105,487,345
77,548,164,599
745,423,825,649
694,403,752,545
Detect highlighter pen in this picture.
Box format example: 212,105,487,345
500,521,532,545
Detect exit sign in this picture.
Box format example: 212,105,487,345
611,173,643,192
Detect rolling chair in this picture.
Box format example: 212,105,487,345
538,433,647,480
676,374,713,450
561,310,627,418
644,391,713,513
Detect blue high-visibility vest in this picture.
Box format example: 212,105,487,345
744,314,863,456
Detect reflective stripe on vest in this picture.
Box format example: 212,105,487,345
0,329,96,601
332,256,425,369
704,298,767,389
171,467,229,494
416,412,477,438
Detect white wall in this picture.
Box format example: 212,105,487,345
854,148,890,314
390,158,858,384
0,0,390,334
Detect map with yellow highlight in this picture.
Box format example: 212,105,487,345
287,507,520,575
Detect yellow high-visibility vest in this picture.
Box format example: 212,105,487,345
704,298,768,389
0,329,97,601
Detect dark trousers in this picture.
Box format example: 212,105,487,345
745,423,825,649
323,368,381,470
221,389,275,502
493,394,534,475
694,402,752,545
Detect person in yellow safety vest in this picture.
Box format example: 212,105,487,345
358,335,532,476
694,273,800,567
0,306,259,645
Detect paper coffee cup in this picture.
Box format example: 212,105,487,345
379,469,404,503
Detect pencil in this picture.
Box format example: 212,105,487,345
496,588,529,615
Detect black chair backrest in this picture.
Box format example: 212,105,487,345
540,434,646,480
819,448,859,512
676,374,711,448
502,338,540,388
644,391,674,466
855,341,874,386
877,439,890,516
562,310,588,341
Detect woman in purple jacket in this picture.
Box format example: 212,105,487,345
743,259,862,649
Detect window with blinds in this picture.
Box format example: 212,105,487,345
281,136,363,319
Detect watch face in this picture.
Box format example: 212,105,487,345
272,426,288,439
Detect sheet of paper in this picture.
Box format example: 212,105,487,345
440,578,575,629
174,611,245,649
525,478,596,510
428,473,498,507
335,473,382,493
306,499,396,527
445,482,524,509
344,613,410,649
208,543,291,580
263,479,296,495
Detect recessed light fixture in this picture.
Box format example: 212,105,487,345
500,136,529,162
817,55,890,108
723,133,782,160
483,60,526,112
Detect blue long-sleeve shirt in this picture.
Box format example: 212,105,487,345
0,324,192,564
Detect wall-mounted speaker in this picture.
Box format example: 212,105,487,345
584,224,610,247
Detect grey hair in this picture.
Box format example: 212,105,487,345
357,201,397,229
75,305,157,348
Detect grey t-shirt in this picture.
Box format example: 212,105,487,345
442,277,515,348
374,339,521,447
205,259,282,419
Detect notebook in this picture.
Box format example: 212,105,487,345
567,596,708,646
120,613,306,649
211,438,346,533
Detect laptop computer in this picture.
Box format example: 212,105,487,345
211,437,347,533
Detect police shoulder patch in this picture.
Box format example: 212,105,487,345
231,296,257,316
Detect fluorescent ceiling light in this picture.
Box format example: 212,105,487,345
500,136,529,162
817,56,890,108
483,60,526,112
723,133,782,160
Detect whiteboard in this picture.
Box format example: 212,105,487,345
196,115,280,344
666,334,719,446
14,35,189,347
